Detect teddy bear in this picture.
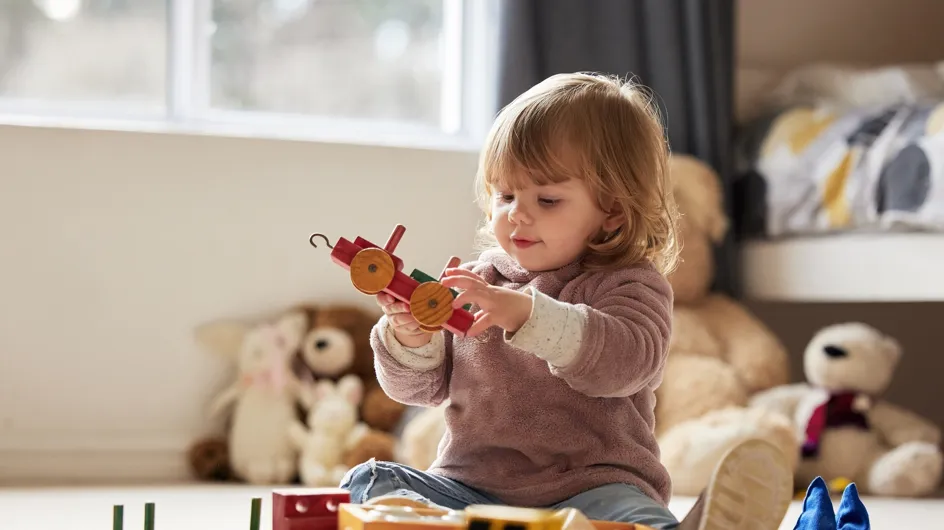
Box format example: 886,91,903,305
397,402,449,470
750,322,943,497
195,309,309,484
186,304,397,483
656,155,792,432
288,374,375,487
292,303,407,434
654,154,800,495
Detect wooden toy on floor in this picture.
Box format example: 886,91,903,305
104,488,661,530
273,487,351,530
111,502,156,530
309,224,474,337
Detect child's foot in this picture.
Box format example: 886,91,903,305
678,438,793,530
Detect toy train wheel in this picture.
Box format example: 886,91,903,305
417,324,443,333
350,248,395,295
410,282,454,329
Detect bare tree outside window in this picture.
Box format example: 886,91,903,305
209,0,445,126
0,0,166,109
0,0,447,127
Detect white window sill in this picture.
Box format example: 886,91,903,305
0,110,484,154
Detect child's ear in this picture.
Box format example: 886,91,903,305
602,210,625,233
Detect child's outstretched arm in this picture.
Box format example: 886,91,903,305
369,316,450,407
506,264,672,398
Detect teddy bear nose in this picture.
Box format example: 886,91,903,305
316,339,329,350
823,345,847,358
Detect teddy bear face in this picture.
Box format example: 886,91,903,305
296,305,379,383
803,322,902,395
301,326,355,378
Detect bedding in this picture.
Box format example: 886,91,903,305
733,100,944,238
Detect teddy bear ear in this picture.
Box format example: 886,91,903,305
311,379,336,401
882,335,903,363
194,319,248,358
337,374,364,405
274,310,309,350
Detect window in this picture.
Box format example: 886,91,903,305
0,0,497,149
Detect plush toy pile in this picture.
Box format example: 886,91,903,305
186,304,406,485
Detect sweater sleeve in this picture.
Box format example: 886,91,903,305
505,264,673,398
369,315,450,407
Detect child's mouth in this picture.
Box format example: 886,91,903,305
512,237,537,249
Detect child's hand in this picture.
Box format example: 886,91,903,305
376,292,433,348
441,268,532,337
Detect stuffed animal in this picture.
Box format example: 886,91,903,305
289,374,371,487
197,309,308,484
293,304,407,433
397,402,449,470
655,154,799,495
750,322,943,497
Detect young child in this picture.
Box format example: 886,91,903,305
340,72,794,529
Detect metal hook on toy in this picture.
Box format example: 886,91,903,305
309,233,334,249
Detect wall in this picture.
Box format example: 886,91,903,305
0,123,481,483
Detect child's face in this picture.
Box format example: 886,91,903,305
489,177,621,272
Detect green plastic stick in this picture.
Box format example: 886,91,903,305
144,502,155,530
249,498,262,530
113,505,124,530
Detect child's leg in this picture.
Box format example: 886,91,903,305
550,483,680,529
677,438,794,530
340,459,502,511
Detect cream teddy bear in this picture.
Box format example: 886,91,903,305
289,374,370,487
198,310,308,485
750,322,943,497
656,155,799,495
656,155,792,432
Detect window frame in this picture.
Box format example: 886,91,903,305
0,0,499,152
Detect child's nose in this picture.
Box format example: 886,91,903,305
508,202,533,224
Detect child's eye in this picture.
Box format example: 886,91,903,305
538,197,559,206
499,193,514,202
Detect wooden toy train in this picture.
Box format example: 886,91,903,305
109,488,656,530
309,224,475,337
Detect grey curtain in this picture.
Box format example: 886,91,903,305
495,0,739,296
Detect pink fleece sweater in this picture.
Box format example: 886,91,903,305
369,248,674,507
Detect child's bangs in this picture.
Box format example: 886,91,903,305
482,102,588,192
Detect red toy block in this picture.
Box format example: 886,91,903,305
310,224,474,337
272,487,350,530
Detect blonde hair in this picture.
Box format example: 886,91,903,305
473,72,681,276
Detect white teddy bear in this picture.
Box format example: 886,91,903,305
289,374,369,487
750,322,943,497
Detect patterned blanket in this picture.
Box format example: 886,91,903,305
733,101,944,238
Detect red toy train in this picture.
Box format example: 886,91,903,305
310,224,474,337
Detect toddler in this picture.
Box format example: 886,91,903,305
340,72,794,529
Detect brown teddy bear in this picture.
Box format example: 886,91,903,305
656,154,799,495
292,303,407,433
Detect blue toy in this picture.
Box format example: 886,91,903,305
794,476,870,530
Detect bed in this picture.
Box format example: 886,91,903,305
731,0,944,302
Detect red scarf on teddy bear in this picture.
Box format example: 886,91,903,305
802,391,871,458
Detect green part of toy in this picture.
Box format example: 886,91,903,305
249,498,262,530
409,269,472,311
144,502,155,530
112,505,124,530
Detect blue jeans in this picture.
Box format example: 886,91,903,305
339,459,680,530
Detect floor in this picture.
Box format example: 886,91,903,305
0,483,940,529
